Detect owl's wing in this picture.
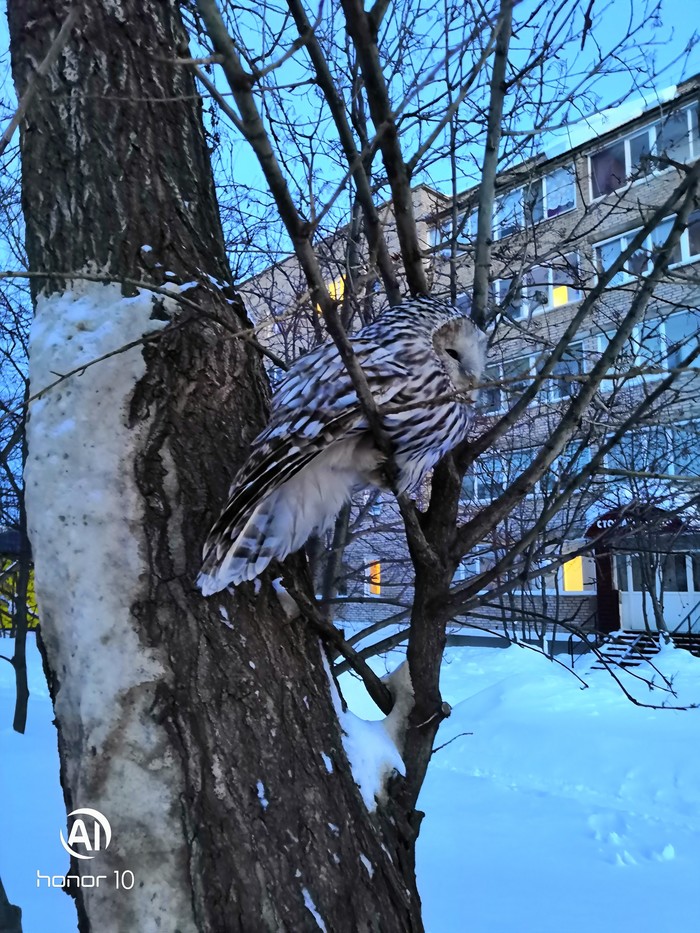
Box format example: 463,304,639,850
201,342,410,562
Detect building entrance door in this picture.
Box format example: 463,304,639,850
614,552,700,632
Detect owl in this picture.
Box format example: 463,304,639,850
198,296,486,595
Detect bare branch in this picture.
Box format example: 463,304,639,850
340,0,429,296
470,0,514,329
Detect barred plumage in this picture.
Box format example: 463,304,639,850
198,296,487,595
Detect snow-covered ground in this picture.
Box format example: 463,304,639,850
344,640,700,933
2,634,700,932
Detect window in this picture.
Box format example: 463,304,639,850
365,557,381,596
493,164,576,239
590,139,627,198
462,448,537,502
548,342,585,401
615,554,630,591
454,556,480,582
599,325,647,380
540,442,590,496
462,456,505,502
616,551,700,594
688,210,700,257
607,426,673,477
494,276,520,317
315,275,345,313
631,554,654,591
562,556,584,592
494,188,522,239
550,253,583,306
672,423,700,477
481,355,536,413
599,312,700,381
521,264,551,314
503,356,533,398
328,276,345,302
431,213,474,257
656,106,700,163
692,554,700,591
592,214,700,285
542,166,577,218
481,362,503,413
494,252,582,318
606,423,700,488
364,490,384,516
589,103,700,198
663,312,700,373
662,553,689,593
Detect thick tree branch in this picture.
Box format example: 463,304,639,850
195,0,333,312
340,0,428,297
287,582,394,714
285,0,402,306
470,0,514,329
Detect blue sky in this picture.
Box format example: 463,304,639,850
0,1,698,244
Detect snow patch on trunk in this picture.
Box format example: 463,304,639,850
322,653,405,811
25,281,195,930
381,661,414,754
301,887,327,932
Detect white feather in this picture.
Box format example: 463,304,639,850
198,438,380,594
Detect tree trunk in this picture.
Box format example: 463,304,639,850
8,2,422,930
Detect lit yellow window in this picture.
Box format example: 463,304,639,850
562,555,583,591
316,276,345,314
328,276,345,302
369,560,381,595
552,284,569,307
0,561,38,630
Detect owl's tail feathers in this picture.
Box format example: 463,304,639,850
198,493,285,596
198,448,371,595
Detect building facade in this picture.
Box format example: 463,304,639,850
243,77,700,645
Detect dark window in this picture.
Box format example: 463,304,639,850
550,343,584,401
688,210,700,258
657,110,692,163
481,362,502,413
615,555,629,591
662,553,688,592
523,180,544,225
692,553,700,591
590,141,627,197
629,128,653,173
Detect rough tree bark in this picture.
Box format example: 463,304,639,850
8,2,423,930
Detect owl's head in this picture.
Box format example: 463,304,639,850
433,317,487,399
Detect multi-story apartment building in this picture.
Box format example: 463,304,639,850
242,76,700,645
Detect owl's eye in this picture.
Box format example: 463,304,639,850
445,348,460,361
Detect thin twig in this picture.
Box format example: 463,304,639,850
432,731,473,755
